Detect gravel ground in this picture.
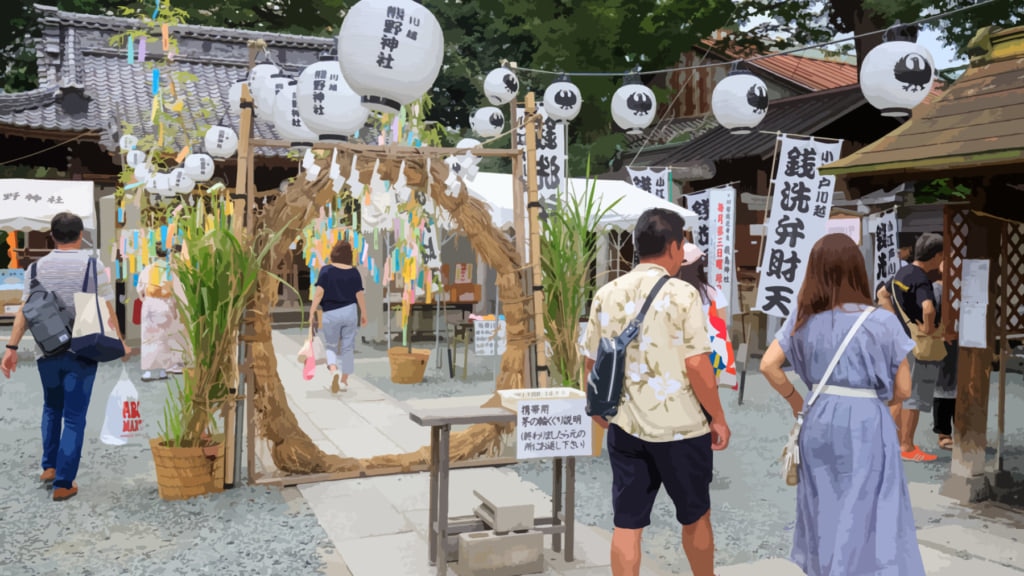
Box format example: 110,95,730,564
0,353,334,576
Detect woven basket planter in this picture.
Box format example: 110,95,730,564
150,436,225,501
388,347,431,384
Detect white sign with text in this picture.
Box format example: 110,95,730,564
516,398,591,459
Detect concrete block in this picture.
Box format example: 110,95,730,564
456,530,544,576
473,490,535,533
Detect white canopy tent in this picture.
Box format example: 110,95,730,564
463,172,698,232
0,179,96,232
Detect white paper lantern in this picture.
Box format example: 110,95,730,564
337,0,445,113
456,138,481,150
543,75,582,122
274,80,317,145
183,153,215,182
249,63,282,113
204,125,239,159
227,78,248,117
125,150,147,168
147,173,172,197
711,71,769,135
169,168,195,194
611,81,657,135
860,41,934,118
483,67,519,105
134,163,151,182
119,134,138,151
297,57,370,140
470,107,505,138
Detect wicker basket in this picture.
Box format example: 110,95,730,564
388,347,431,384
150,437,225,501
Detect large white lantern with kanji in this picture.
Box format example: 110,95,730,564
337,0,445,113
125,150,146,168
273,79,317,146
543,75,582,122
249,63,281,112
611,78,657,135
297,56,370,140
860,40,934,118
169,168,195,194
204,125,239,158
711,70,769,135
470,107,504,138
183,153,215,182
483,67,519,105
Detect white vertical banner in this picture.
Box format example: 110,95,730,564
871,208,899,288
685,191,711,255
515,104,568,205
755,135,844,318
626,167,672,201
708,185,736,312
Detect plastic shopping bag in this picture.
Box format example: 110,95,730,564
100,367,144,445
302,354,316,381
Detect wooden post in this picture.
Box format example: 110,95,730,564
523,93,549,388
510,90,533,390
996,221,1009,473
943,205,998,503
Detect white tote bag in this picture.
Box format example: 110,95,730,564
100,367,144,445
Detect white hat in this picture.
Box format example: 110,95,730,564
682,243,704,266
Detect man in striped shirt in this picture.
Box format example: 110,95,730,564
1,212,129,501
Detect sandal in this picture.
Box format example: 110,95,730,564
330,372,340,394
938,436,954,450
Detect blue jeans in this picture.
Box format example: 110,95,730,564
320,304,359,374
37,352,98,489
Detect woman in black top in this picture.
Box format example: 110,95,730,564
309,241,367,393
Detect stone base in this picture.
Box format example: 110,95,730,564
455,530,544,576
939,473,993,503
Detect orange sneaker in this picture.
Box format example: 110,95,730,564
901,446,938,462
39,468,56,483
52,482,78,501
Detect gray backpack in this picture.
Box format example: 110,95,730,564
22,262,75,357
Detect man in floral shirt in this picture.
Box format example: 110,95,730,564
583,208,730,576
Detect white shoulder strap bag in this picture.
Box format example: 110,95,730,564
782,306,875,486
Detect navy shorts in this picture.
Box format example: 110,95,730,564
607,424,712,529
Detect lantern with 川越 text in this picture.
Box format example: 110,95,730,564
711,68,769,135
470,107,505,138
337,0,445,113
125,150,147,169
204,125,239,159
297,56,370,141
274,80,317,147
169,168,195,194
611,75,657,135
249,63,281,113
860,26,934,118
119,134,138,151
483,67,519,105
543,75,582,122
183,153,215,182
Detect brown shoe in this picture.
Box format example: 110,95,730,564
39,468,56,483
52,482,78,501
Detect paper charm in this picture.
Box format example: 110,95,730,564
349,154,364,200
329,149,346,193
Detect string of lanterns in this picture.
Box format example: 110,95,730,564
126,0,953,199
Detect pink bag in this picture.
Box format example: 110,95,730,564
302,354,316,381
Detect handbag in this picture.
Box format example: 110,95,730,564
782,306,875,486
70,257,126,363
585,275,671,419
890,282,946,362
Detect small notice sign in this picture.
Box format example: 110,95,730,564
474,319,506,356
516,398,591,459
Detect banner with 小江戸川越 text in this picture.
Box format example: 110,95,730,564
626,167,672,201
755,135,844,318
872,208,900,288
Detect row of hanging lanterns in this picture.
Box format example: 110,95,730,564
710,24,935,134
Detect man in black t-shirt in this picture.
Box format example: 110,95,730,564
878,233,943,463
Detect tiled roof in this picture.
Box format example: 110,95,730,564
751,54,859,91
820,26,1024,178
623,115,718,148
0,5,335,158
634,85,873,167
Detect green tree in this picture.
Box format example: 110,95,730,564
729,0,1023,69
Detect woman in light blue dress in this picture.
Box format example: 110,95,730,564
760,233,926,576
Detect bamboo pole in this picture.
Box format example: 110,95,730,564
523,92,549,388
509,92,533,390
249,138,521,158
